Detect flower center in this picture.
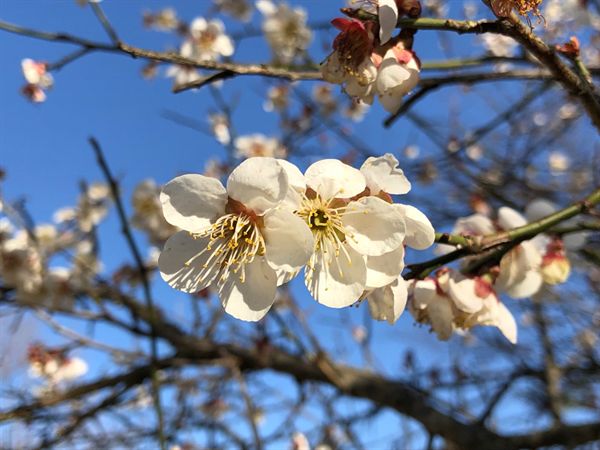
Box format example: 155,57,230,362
189,213,265,284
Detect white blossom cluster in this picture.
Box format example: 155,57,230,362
27,343,88,394
0,183,110,308
321,1,421,113
158,154,435,323
20,59,53,103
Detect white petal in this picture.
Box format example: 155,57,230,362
504,270,543,298
360,153,411,195
397,204,435,249
378,0,399,44
376,55,419,94
496,243,540,291
158,232,218,293
160,175,227,233
304,159,366,200
343,196,405,256
189,17,207,35
368,277,407,324
525,199,557,222
305,242,366,308
219,258,277,321
256,0,276,16
447,274,483,313
226,157,288,214
277,268,299,286
454,214,495,236
263,208,314,273
277,159,306,209
497,207,528,230
365,245,405,289
495,301,517,344
215,35,234,57
378,91,404,114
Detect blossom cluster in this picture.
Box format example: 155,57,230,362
21,59,53,103
28,343,88,394
158,154,435,322
0,183,110,308
321,1,421,113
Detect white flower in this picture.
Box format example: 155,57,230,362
234,134,286,159
214,0,252,22
166,65,202,87
291,432,310,450
0,232,44,295
296,159,406,307
360,153,411,195
208,113,231,145
21,59,53,103
367,276,408,324
131,180,178,245
143,8,179,31
181,18,234,62
263,85,289,112
548,151,570,173
479,34,518,57
256,0,312,64
378,0,399,44
409,271,517,343
376,48,420,113
159,157,314,321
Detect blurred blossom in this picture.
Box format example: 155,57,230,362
533,112,548,127
446,137,460,154
417,160,438,184
263,85,290,112
548,151,570,173
342,99,370,122
480,34,518,57
143,8,179,31
214,0,252,22
28,344,87,388
403,145,420,160
256,0,312,64
21,59,53,103
424,0,448,17
463,1,478,19
131,179,178,245
234,134,286,158
291,432,310,450
352,325,368,343
203,158,227,179
466,144,484,161
208,113,231,144
166,65,202,87
0,231,44,296
312,84,338,117
180,18,234,61
558,102,579,120
141,60,160,79
544,0,600,34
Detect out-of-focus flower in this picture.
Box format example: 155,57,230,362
180,18,234,62
480,34,518,57
143,8,180,31
548,151,570,173
21,59,53,103
256,0,312,64
234,134,286,159
28,344,88,386
159,158,314,321
0,232,43,296
131,180,178,245
342,99,370,122
312,84,338,117
290,432,310,450
166,65,202,87
263,85,290,112
208,113,231,145
214,0,252,22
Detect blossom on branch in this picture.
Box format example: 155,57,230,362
21,59,53,103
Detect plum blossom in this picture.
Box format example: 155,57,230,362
376,45,421,113
131,179,178,245
409,269,517,343
21,59,53,103
234,134,286,159
0,231,44,296
263,85,290,112
143,8,180,31
480,34,518,57
166,65,202,87
295,159,406,307
158,157,314,321
358,154,435,323
256,0,312,64
208,113,231,145
180,18,234,62
28,344,88,388
214,0,252,22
